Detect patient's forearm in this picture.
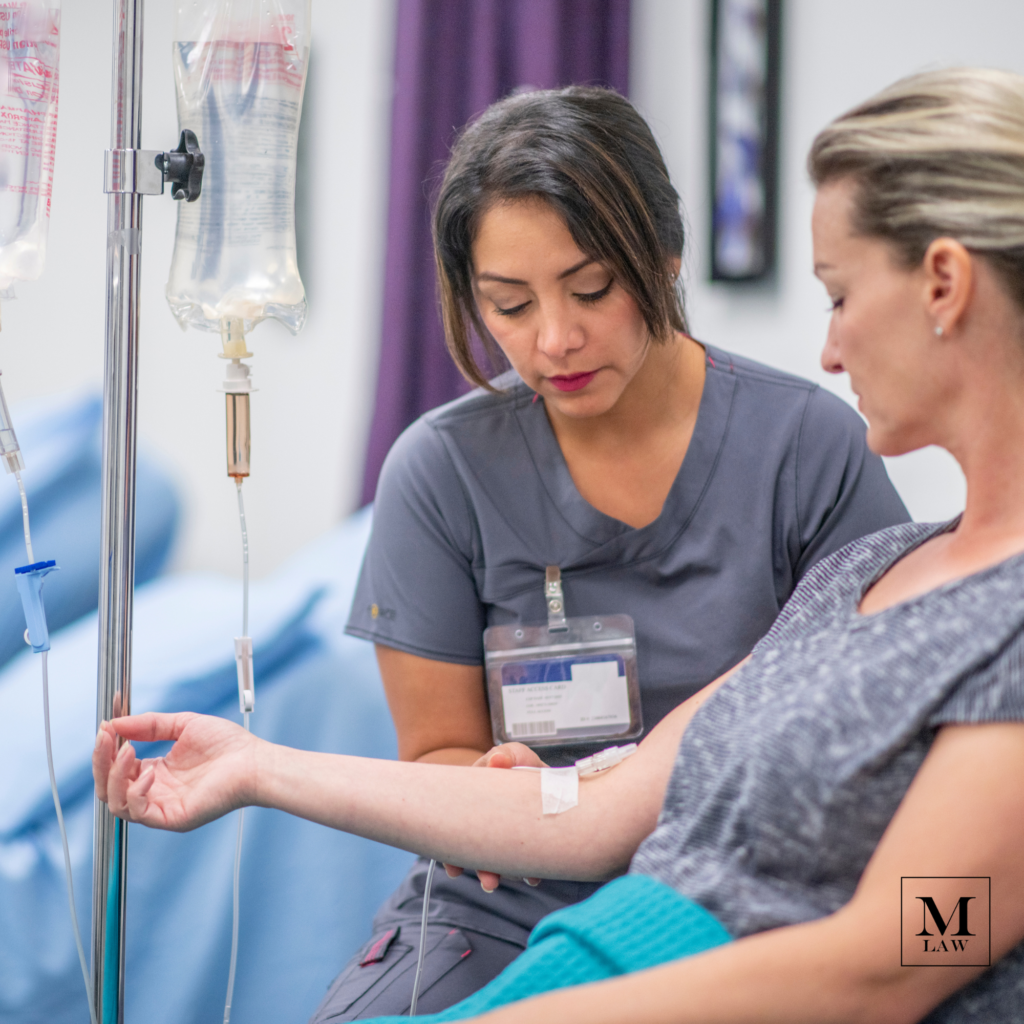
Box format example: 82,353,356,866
97,664,727,874
250,660,733,879
254,741,657,880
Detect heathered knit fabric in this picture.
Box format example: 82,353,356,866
631,520,1024,1021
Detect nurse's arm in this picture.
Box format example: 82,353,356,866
469,721,1024,1024
376,645,494,765
92,665,737,881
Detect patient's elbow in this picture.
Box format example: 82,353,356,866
838,952,973,1024
809,906,973,1024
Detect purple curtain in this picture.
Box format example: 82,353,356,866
360,0,631,504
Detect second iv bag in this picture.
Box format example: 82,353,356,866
166,0,309,335
0,0,60,296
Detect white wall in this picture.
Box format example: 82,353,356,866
0,0,394,579
632,0,1024,522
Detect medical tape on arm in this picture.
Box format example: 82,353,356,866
540,767,579,814
513,743,637,815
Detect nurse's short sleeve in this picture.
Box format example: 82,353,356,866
793,387,910,580
346,418,486,665
930,631,1024,726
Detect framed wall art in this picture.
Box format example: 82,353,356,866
709,0,782,282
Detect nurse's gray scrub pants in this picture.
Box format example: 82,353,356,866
309,859,598,1021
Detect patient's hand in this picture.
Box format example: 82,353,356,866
93,712,258,831
443,742,548,891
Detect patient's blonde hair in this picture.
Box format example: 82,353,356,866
808,68,1024,308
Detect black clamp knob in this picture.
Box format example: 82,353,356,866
157,129,205,202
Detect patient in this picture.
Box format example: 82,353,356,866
94,69,1024,1023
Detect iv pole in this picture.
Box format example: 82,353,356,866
93,1,144,1020
92,0,204,1014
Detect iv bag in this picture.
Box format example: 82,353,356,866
0,0,60,296
166,0,309,335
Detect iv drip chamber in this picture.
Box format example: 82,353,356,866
225,391,250,478
0,371,24,473
165,0,311,336
221,317,255,478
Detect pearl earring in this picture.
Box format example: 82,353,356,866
934,325,944,337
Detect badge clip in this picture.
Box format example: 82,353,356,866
545,565,568,632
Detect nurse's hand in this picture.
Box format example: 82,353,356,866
93,712,257,831
473,742,547,772
442,742,548,890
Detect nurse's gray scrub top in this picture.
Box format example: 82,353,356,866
346,345,910,761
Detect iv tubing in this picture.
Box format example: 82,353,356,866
223,716,248,1024
224,478,251,1024
15,470,32,563
42,650,98,1024
236,478,249,636
409,858,437,1016
18,489,97,1024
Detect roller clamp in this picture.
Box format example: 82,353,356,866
15,560,58,653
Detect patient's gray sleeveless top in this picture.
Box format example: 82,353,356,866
632,521,1024,1021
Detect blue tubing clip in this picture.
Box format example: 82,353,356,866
14,560,58,653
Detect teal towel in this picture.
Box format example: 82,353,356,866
368,873,732,1022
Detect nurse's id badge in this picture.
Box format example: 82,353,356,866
484,567,642,748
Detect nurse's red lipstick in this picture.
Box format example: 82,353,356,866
549,371,596,392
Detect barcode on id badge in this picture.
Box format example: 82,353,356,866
512,720,557,737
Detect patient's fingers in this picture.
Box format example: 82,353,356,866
125,765,156,823
92,723,118,802
110,742,137,814
106,740,142,818
109,711,195,743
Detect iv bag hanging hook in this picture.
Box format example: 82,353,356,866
103,128,205,201
159,129,204,202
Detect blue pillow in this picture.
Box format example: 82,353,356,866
0,391,179,668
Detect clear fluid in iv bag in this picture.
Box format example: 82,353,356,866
166,5,308,335
0,1,60,295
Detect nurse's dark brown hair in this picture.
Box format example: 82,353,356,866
433,86,688,390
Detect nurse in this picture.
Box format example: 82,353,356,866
322,86,908,1018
